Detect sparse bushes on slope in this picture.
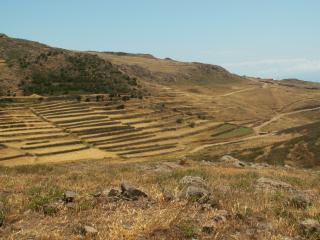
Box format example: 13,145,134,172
20,53,138,96
0,35,142,96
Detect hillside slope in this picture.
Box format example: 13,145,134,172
93,51,259,94
1,34,320,168
0,34,140,96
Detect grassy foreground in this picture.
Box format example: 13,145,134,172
0,158,319,240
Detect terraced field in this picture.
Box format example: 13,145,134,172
0,88,256,165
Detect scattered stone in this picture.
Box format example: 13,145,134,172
202,222,215,234
92,192,102,198
151,162,182,172
83,225,98,236
179,176,208,189
200,160,214,166
42,203,59,215
162,191,174,202
98,184,148,202
108,188,121,198
121,182,148,201
284,164,293,169
76,225,98,236
289,192,311,209
250,162,271,169
179,176,219,207
300,219,320,237
201,204,212,211
256,177,294,192
63,191,76,203
213,210,230,223
202,210,230,234
256,221,274,233
220,155,246,168
184,185,209,202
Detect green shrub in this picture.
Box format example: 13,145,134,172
26,183,63,215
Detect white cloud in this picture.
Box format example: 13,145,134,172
223,58,320,80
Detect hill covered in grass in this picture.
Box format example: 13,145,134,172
0,34,140,96
94,51,255,92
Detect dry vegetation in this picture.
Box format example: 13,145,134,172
1,34,320,239
0,159,319,239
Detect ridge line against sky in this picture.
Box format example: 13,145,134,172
1,0,319,82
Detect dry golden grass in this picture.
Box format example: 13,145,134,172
0,158,319,239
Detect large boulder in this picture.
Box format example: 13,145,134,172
256,177,294,192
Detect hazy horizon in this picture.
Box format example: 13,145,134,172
1,0,319,82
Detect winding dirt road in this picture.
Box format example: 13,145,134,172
191,105,320,153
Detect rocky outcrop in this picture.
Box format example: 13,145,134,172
219,155,246,168
100,183,148,202
256,177,294,192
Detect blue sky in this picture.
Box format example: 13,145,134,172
1,0,320,81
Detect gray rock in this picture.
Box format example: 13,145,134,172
251,162,271,169
213,210,230,223
92,191,102,197
42,203,59,215
83,225,98,235
300,219,320,237
120,183,147,200
101,188,122,201
152,162,182,172
63,191,76,203
220,155,246,168
179,176,208,189
178,176,218,206
108,188,121,198
162,191,174,202
185,185,209,201
256,177,294,192
289,193,311,209
77,225,98,236
202,210,230,234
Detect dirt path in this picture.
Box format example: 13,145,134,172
254,106,320,134
216,87,257,98
189,133,274,153
191,105,320,154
